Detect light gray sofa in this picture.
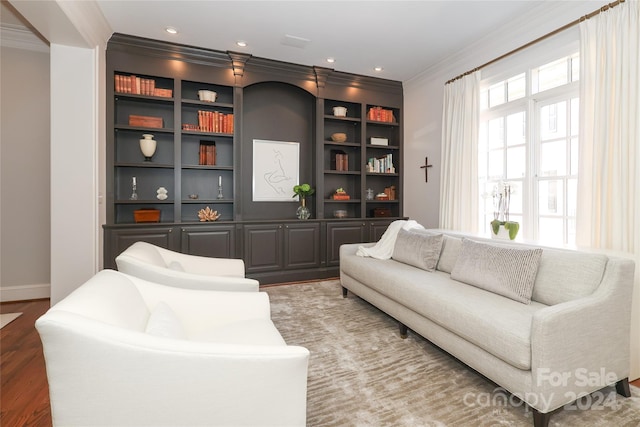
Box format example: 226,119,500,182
339,229,635,427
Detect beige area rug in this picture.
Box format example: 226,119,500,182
0,312,22,329
264,280,640,427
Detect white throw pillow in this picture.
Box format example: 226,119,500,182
145,301,187,339
450,238,542,304
392,229,444,272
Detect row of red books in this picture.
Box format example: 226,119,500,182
199,143,216,165
368,106,395,123
197,111,234,134
114,74,173,98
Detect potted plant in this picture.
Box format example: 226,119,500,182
292,183,315,220
490,183,519,240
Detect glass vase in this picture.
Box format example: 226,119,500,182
296,198,310,220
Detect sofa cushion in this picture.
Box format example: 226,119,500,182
145,301,187,339
192,319,287,346
436,235,462,273
532,249,608,305
340,254,544,369
392,229,443,272
451,239,542,304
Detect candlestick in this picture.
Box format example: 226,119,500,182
218,176,222,186
130,176,138,200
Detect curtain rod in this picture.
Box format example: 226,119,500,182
445,0,625,85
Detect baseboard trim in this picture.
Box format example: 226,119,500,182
0,283,51,302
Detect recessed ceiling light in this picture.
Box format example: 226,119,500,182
374,66,384,72
236,40,248,47
326,57,335,63
165,27,178,35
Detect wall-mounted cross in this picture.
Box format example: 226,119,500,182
420,157,433,182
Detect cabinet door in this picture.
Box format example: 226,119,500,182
243,224,283,273
326,221,367,266
104,226,176,269
368,220,393,242
181,225,236,258
283,222,320,269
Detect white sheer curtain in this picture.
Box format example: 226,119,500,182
439,71,480,232
577,0,640,252
576,0,640,378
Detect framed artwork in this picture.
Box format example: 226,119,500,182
252,139,299,201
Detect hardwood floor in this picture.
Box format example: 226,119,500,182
1,299,639,427
1,299,51,427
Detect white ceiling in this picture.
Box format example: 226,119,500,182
3,1,607,82
95,0,544,82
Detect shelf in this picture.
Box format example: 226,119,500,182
326,199,361,203
116,125,174,133
324,170,360,175
366,120,399,126
366,144,400,150
325,141,360,147
181,130,233,137
115,93,174,104
366,172,399,177
324,115,361,123
182,199,234,204
115,162,173,168
182,165,233,170
367,199,399,203
115,199,174,204
181,99,234,109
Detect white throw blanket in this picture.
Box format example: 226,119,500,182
356,220,424,259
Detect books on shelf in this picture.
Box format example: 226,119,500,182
331,150,349,171
199,142,216,165
367,154,395,173
182,111,234,134
367,106,395,123
115,74,173,98
129,115,163,128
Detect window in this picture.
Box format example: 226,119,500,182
478,53,579,246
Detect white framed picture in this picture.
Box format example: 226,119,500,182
252,139,300,201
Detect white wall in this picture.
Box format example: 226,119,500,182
0,28,51,301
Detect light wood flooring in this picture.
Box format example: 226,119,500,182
1,299,639,427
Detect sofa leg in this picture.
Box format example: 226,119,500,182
531,408,551,427
399,323,408,339
342,287,348,298
615,377,631,397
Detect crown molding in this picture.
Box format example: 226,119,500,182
0,23,49,53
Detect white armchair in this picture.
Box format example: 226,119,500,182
36,270,309,427
115,241,259,291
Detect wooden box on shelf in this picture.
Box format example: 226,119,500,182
129,115,163,128
372,208,392,217
133,209,160,223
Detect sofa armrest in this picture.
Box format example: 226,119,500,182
116,256,259,291
164,250,247,277
529,258,635,411
36,312,309,427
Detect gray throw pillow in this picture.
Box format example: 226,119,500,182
392,229,444,272
450,238,543,304
436,235,463,273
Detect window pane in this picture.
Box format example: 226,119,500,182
506,181,523,216
570,98,579,136
488,149,504,179
534,57,569,93
540,101,567,140
480,88,489,110
567,178,577,217
507,146,525,179
540,141,566,176
571,56,580,82
488,117,504,149
538,179,564,215
506,111,525,146
507,73,526,101
538,217,565,245
489,81,505,107
570,137,579,175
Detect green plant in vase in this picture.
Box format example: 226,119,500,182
491,183,519,240
292,183,315,220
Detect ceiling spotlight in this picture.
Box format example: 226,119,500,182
165,27,178,35
236,40,248,47
326,57,335,63
374,66,384,72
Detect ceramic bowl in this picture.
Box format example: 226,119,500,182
333,106,347,117
333,209,348,218
331,132,347,143
198,90,218,102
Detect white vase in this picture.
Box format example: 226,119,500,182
139,134,157,161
